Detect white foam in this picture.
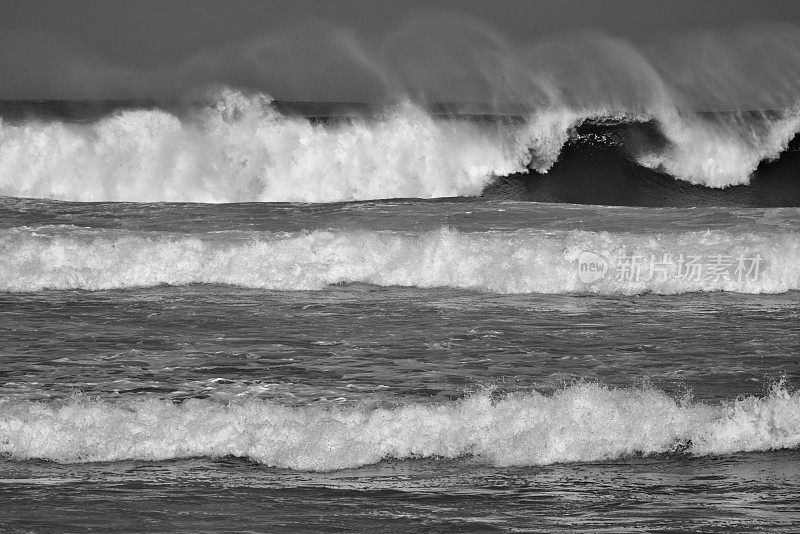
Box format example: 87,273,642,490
640,109,800,187
2,89,798,203
0,89,567,203
1,226,798,294
1,383,798,470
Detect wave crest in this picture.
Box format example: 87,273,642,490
640,110,800,187
1,225,799,294
2,89,800,203
1,383,798,471
0,90,549,203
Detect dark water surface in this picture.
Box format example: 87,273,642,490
2,451,800,533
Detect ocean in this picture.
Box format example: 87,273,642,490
0,92,799,532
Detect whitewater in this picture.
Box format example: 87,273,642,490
2,90,800,203
2,225,800,294
2,383,798,470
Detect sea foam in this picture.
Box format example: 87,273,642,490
0,90,565,203
1,89,799,203
1,383,798,470
640,109,800,188
1,225,798,294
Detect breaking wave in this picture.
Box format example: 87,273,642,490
1,383,798,471
639,109,800,188
1,90,799,204
1,225,799,294
0,90,574,203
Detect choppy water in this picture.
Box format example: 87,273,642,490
1,197,798,531
3,12,800,528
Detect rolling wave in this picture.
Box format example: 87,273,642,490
0,90,566,203
485,117,800,207
1,383,798,471
1,90,800,204
1,225,798,294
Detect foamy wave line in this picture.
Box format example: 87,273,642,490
1,89,799,203
1,226,799,294
0,89,571,203
1,383,798,470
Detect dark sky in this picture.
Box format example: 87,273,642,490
2,0,800,100
3,0,800,65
